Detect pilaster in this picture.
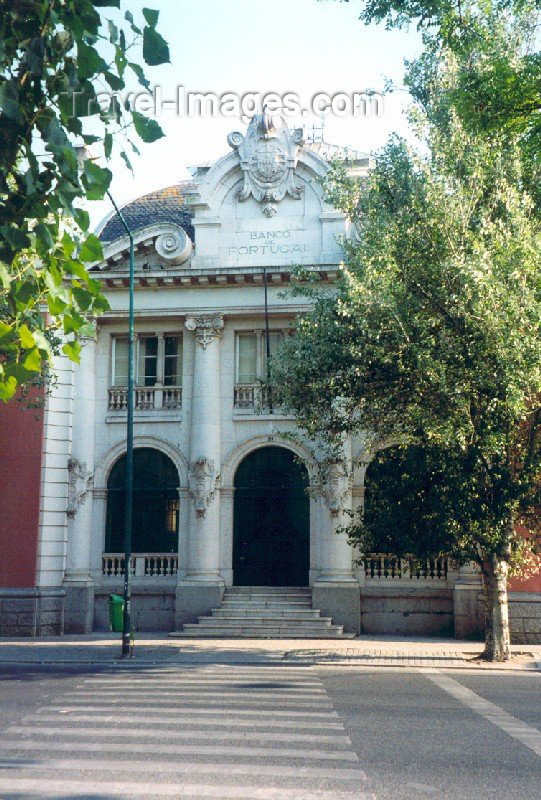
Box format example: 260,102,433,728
453,561,484,639
176,316,225,628
64,336,97,632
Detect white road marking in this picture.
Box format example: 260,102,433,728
0,737,359,761
426,671,541,757
63,692,333,707
30,712,345,729
9,723,351,745
65,687,327,697
0,777,376,799
45,704,340,719
0,758,367,781
0,665,373,798
84,678,322,694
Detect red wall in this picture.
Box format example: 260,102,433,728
509,523,541,593
0,391,44,588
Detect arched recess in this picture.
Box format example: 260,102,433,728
221,435,317,490
94,436,189,491
105,447,180,554
232,445,310,587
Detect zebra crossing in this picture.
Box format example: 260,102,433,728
0,664,375,799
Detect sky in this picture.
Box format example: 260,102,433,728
89,0,423,228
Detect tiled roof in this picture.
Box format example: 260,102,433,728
98,184,195,243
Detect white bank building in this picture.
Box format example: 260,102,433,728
40,113,500,639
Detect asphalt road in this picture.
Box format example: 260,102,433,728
0,663,539,800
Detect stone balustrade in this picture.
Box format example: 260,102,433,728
233,383,275,411
233,383,259,409
108,386,182,411
363,554,451,582
101,553,178,577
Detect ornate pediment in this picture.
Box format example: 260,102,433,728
227,111,305,217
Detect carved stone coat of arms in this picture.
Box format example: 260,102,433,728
227,111,305,217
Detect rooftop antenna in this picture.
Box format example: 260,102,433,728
307,112,327,144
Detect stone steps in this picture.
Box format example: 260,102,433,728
171,587,355,639
211,609,324,620
176,627,355,639
192,616,335,627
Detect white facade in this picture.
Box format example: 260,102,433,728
38,114,467,636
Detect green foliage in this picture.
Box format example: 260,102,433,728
275,102,541,571
357,0,541,206
360,443,540,567
361,444,467,559
0,0,169,400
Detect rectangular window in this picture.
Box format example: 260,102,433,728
138,336,158,386
236,333,258,384
266,331,285,367
112,337,129,385
111,334,182,387
164,336,182,386
235,330,286,384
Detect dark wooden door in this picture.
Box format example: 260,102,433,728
233,447,310,586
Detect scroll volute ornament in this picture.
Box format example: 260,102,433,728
155,227,192,265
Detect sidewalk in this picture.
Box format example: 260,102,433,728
0,633,540,670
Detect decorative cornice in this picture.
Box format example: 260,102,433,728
96,266,339,290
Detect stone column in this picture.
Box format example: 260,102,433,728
176,316,225,628
63,336,96,633
312,442,360,634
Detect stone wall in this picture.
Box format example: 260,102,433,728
0,589,64,636
509,592,541,644
360,587,454,636
94,587,175,632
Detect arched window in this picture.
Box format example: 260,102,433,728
105,448,180,553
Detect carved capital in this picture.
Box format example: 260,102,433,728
189,457,220,516
185,315,224,348
67,457,93,518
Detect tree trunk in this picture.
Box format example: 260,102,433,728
480,555,511,661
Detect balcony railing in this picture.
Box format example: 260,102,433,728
102,553,178,577
234,383,260,409
363,554,451,582
108,386,182,411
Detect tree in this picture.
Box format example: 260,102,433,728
0,1,169,400
354,0,541,206
275,100,541,659
361,440,540,590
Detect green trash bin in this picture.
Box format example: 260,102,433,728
108,594,124,632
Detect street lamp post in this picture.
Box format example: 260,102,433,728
75,146,135,657
263,265,273,414
106,191,134,658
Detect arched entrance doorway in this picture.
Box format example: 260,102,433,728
105,447,180,553
233,446,310,586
